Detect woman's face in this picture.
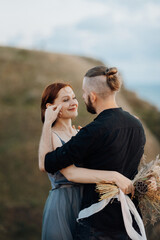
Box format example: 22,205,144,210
54,86,78,119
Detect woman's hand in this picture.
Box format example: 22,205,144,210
45,105,62,125
72,125,82,130
114,172,135,197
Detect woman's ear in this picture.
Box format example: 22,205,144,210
46,103,52,108
90,92,97,103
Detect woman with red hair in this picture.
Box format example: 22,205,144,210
38,83,134,240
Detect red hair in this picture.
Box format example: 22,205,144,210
41,83,72,123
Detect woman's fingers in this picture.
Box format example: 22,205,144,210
72,125,82,130
131,184,135,198
47,104,62,112
129,182,135,197
115,173,133,195
56,105,62,116
56,104,62,112
125,188,131,195
45,104,62,123
124,182,135,196
47,104,57,110
116,175,133,195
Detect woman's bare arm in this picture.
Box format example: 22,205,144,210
61,165,134,196
38,105,62,171
38,122,53,171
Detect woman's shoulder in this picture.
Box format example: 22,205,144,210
51,129,64,147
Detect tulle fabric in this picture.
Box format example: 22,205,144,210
42,185,83,240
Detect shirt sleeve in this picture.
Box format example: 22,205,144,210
45,125,96,174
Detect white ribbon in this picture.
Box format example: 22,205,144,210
77,190,147,240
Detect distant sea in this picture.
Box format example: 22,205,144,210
126,83,160,111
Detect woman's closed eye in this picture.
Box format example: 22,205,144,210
63,98,69,102
63,96,76,102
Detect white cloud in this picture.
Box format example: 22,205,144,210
0,0,106,45
0,0,160,84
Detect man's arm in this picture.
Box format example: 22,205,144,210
45,125,96,174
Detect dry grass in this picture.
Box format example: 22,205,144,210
0,46,159,240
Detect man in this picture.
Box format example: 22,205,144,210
45,66,146,239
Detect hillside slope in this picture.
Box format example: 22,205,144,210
0,46,159,240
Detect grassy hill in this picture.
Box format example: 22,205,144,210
0,46,159,240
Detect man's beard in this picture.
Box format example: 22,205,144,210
85,96,97,114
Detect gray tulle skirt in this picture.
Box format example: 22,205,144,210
42,185,83,240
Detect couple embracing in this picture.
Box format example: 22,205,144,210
38,66,146,240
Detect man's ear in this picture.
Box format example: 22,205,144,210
90,92,97,103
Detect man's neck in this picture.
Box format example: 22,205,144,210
96,97,119,115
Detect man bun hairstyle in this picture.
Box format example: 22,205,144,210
105,67,120,91
85,66,121,92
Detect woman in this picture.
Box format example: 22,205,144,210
38,83,134,240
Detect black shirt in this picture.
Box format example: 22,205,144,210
45,108,146,232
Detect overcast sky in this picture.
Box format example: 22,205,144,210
0,0,160,85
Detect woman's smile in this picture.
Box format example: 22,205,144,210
68,107,77,111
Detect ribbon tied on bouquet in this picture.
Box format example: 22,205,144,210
77,189,147,240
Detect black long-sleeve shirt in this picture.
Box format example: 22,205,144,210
45,108,146,232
